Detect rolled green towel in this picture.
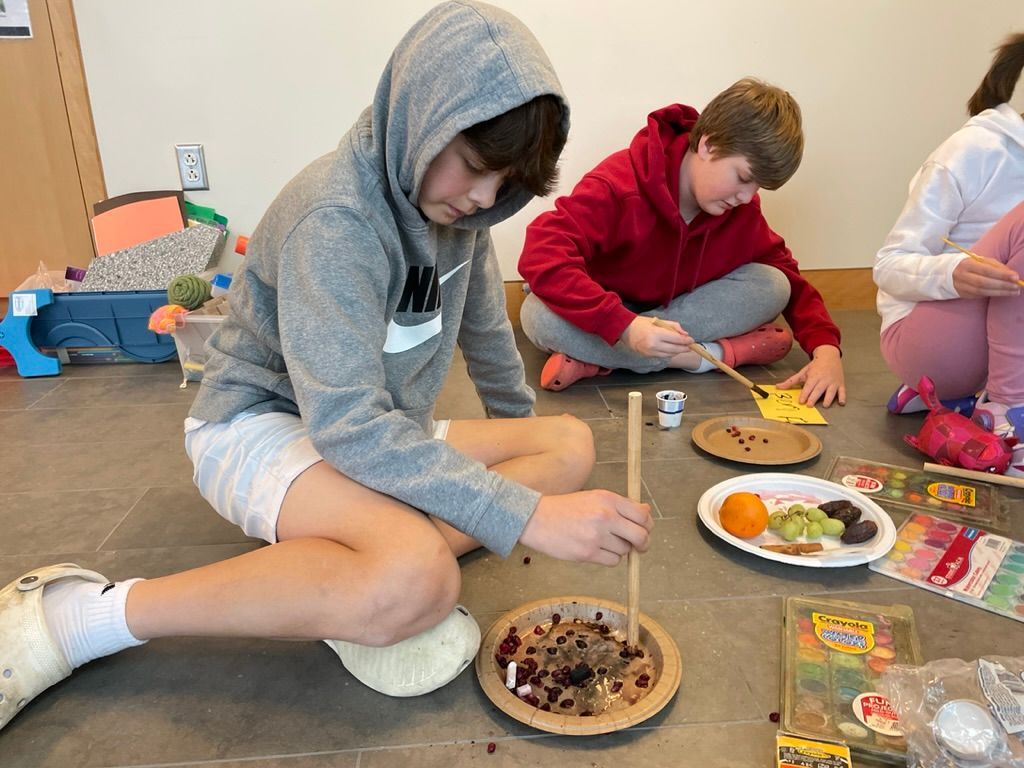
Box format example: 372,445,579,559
167,275,212,310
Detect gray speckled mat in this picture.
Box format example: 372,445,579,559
80,224,225,292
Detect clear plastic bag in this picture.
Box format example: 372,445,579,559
15,261,74,292
879,656,1024,767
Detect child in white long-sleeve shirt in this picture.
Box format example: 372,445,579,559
874,32,1024,475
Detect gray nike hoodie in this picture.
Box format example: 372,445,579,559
189,0,569,556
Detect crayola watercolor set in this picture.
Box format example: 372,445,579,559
869,513,1024,624
781,596,923,766
825,455,1009,532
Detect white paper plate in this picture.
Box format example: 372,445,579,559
697,473,897,568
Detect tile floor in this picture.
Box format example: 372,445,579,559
0,310,1021,768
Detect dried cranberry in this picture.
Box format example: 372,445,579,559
744,447,751,452
595,611,603,620
551,613,561,624
556,636,567,645
495,654,509,668
525,646,536,655
522,556,531,565
575,639,588,649
540,703,551,711
546,647,557,655
533,625,545,636
487,742,496,754
559,699,575,708
525,694,540,707
611,680,623,693
769,711,780,723
738,439,745,444
529,675,541,686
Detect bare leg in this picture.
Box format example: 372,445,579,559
125,414,594,643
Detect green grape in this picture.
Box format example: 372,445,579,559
768,512,786,530
806,507,827,522
821,518,846,537
806,522,824,539
781,520,802,542
787,504,806,516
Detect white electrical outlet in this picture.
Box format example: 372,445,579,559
175,143,209,190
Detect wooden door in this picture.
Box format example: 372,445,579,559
0,0,104,298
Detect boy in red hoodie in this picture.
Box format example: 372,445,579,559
518,78,846,407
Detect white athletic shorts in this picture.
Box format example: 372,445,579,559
184,412,451,544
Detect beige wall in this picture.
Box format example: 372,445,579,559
73,1,1023,278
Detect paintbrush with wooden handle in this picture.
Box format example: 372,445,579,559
652,318,769,399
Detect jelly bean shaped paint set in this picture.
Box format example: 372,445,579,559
869,513,1024,624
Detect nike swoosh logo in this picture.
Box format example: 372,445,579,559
383,260,470,354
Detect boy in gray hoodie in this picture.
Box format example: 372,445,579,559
0,1,652,731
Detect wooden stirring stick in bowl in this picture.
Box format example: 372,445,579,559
626,391,642,650
652,318,770,399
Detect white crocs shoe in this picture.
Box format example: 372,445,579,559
324,605,480,697
0,563,109,731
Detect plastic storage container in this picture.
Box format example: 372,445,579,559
28,289,176,363
171,312,224,386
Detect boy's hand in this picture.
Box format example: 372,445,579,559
519,490,653,566
953,257,1022,299
621,317,694,358
775,344,846,408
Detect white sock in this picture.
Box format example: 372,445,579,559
42,577,147,669
681,342,724,373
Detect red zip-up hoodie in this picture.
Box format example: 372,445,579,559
518,104,840,356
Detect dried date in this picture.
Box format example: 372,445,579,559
841,519,878,544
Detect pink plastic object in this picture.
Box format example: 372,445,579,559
904,377,1014,474
147,304,188,334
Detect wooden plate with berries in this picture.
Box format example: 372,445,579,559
691,415,821,466
476,596,681,735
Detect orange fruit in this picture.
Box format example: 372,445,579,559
718,492,769,538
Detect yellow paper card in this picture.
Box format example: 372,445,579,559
753,385,828,425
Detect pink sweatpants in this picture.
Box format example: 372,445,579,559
881,201,1024,405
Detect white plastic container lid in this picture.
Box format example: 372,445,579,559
932,699,1005,762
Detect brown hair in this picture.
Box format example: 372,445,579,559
689,78,803,190
967,32,1024,116
462,95,567,197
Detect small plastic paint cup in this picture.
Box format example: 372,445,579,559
655,390,686,429
932,699,1005,762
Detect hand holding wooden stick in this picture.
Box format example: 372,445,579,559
626,391,642,649
942,236,1024,288
652,318,770,399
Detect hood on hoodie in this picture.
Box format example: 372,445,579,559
365,0,570,231
966,103,1024,152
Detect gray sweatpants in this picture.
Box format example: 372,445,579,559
520,263,790,373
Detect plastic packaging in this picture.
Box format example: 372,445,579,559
879,656,1024,767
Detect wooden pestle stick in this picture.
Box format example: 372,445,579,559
924,462,1024,490
652,318,769,398
626,391,642,649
